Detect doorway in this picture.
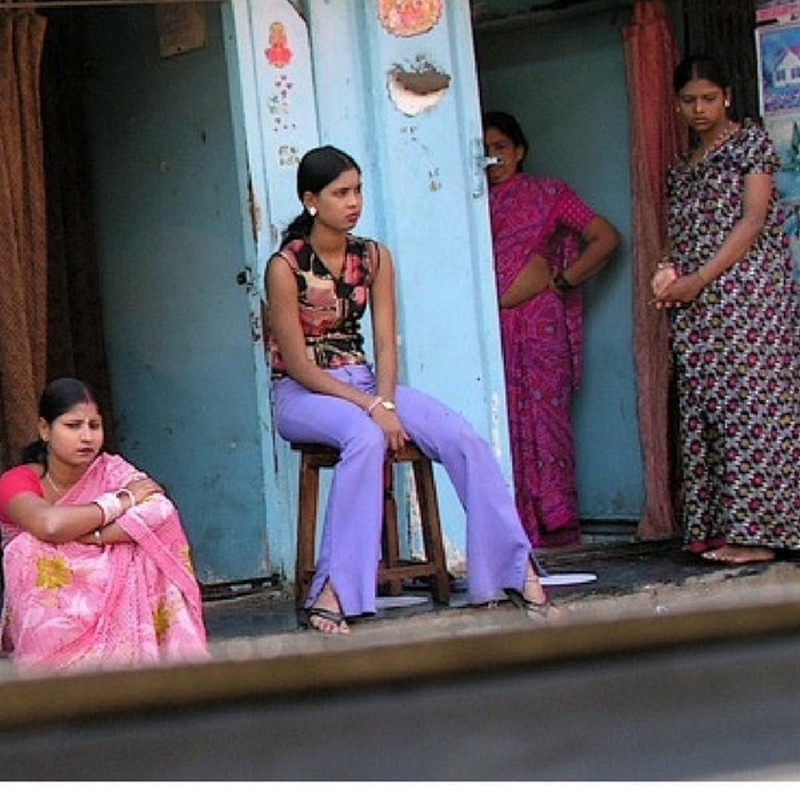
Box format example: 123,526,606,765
472,1,643,531
37,2,271,586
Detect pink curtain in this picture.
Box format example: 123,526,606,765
623,0,687,539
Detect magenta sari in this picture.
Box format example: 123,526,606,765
0,453,209,675
488,172,595,549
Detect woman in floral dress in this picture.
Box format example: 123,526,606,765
652,54,800,564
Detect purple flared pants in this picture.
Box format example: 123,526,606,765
273,365,536,616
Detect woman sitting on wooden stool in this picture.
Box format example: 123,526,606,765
265,145,552,634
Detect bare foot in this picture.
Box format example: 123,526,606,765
304,581,350,634
701,545,775,565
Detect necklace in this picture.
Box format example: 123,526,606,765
44,471,66,496
695,121,736,161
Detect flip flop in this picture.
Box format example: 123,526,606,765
505,588,551,619
300,606,349,634
701,547,775,565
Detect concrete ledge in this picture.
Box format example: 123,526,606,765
2,593,800,732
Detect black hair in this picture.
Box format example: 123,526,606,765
482,110,529,169
673,54,730,94
280,145,362,247
20,377,100,465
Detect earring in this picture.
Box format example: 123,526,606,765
724,100,730,108
307,206,317,217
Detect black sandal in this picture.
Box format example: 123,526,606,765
505,589,551,618
505,575,551,618
300,606,349,634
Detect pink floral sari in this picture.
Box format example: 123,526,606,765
0,453,209,674
488,172,596,549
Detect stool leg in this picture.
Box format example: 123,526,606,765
413,457,450,603
295,454,320,610
380,458,404,596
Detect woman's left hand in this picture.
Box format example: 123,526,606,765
652,272,705,309
371,406,410,452
124,475,164,505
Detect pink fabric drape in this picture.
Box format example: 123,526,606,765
622,0,687,539
1,453,209,675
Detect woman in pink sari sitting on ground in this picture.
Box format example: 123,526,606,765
483,111,620,550
0,377,208,675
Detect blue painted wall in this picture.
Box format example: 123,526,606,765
475,4,645,521
82,5,270,583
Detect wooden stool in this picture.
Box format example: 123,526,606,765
292,441,451,610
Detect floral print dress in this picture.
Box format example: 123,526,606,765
666,120,800,552
268,235,376,377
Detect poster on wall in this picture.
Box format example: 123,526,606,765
756,21,800,115
757,21,800,277
764,115,800,272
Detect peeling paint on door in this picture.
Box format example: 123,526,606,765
387,57,451,115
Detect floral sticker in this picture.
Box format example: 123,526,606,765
268,74,296,132
378,0,443,37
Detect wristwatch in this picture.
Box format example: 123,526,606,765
380,400,397,412
552,273,573,293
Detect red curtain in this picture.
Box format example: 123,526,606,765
623,0,687,539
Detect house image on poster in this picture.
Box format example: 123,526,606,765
772,45,800,86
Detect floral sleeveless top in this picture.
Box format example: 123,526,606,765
268,235,379,378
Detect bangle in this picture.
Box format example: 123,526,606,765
93,492,123,525
552,273,572,293
93,529,103,546
365,396,384,416
117,488,136,510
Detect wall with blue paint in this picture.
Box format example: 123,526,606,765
475,3,645,521
82,4,270,584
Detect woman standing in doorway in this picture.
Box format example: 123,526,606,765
652,54,800,564
483,111,620,549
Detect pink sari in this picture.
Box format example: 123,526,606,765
488,173,595,549
0,453,209,674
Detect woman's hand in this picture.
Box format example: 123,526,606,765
370,405,410,452
124,475,164,505
652,271,705,309
651,263,677,296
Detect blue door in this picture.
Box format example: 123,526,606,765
85,4,269,585
229,0,509,570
